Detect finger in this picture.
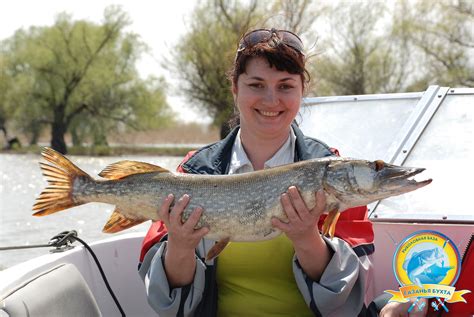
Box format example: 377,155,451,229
193,226,210,239
287,186,311,218
281,192,301,222
182,207,204,231
158,194,174,224
313,190,327,216
169,194,190,224
271,217,291,232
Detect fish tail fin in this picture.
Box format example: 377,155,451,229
33,147,92,216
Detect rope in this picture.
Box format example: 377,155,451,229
0,230,126,317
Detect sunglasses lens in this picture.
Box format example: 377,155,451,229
238,29,303,54
238,30,271,51
278,31,304,52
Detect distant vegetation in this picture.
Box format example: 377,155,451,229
167,0,473,136
1,123,220,156
0,6,172,154
6,144,196,157
1,0,472,153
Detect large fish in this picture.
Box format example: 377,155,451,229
33,147,431,259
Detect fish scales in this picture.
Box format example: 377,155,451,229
33,147,431,259
72,161,326,241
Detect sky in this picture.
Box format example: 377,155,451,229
0,0,212,123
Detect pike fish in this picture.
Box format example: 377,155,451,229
33,147,432,259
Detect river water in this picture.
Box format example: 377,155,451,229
0,153,183,269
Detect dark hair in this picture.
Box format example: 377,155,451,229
223,30,309,134
228,31,310,88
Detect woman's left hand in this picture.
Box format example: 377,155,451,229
271,186,326,246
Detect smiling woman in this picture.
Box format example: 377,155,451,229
138,28,376,317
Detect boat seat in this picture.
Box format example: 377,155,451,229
0,263,101,317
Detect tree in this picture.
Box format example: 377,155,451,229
311,0,473,96
0,55,11,141
1,6,171,153
393,0,474,90
267,0,326,41
0,53,29,146
167,0,327,137
170,0,473,129
165,0,261,137
309,1,411,96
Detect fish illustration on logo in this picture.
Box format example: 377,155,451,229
386,230,470,313
403,244,455,288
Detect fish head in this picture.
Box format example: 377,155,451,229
324,159,432,209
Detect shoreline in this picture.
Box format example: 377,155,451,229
0,144,202,157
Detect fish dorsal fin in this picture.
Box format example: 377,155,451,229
99,161,169,180
102,207,146,233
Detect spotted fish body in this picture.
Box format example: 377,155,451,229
73,159,324,242
33,147,432,244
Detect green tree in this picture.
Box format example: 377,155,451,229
0,55,10,141
1,6,171,153
310,1,411,96
267,0,327,41
167,0,327,137
166,0,261,137
0,53,32,145
171,0,473,129
394,0,474,90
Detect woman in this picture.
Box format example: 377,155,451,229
139,28,375,317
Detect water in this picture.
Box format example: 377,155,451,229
0,153,183,270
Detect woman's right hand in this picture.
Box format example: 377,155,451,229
159,194,209,251
158,194,209,287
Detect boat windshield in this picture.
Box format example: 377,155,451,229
299,86,473,222
375,93,472,221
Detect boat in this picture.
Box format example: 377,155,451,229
0,85,472,316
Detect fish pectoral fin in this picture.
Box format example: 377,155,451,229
99,161,170,180
206,238,230,261
102,208,146,233
322,210,341,239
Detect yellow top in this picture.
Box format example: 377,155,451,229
216,234,314,317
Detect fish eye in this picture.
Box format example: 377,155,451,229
374,160,385,172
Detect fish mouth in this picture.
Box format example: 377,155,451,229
379,165,432,193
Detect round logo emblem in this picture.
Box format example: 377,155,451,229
393,230,461,288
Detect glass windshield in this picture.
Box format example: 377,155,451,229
299,97,420,161
374,94,473,221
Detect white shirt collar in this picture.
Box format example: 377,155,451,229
228,128,296,175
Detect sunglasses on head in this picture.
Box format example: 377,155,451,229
237,28,304,55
